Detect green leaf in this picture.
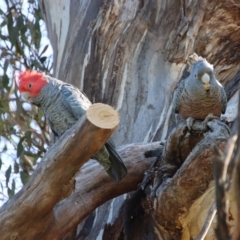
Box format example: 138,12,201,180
25,130,32,139
31,59,41,69
34,30,41,50
21,33,31,48
7,12,13,36
0,101,4,109
17,137,25,158
33,18,41,49
9,26,18,48
37,109,43,121
2,75,9,89
20,171,30,185
40,56,47,64
0,18,7,27
20,25,27,35
11,179,16,193
17,15,24,28
14,161,19,173
5,165,12,187
3,59,8,73
40,44,49,56
16,40,23,55
7,187,14,198
35,8,43,20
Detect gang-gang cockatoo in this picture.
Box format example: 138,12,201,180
16,70,127,182
172,54,227,129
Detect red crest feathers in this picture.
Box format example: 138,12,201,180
17,70,47,97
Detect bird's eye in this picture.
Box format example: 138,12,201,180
28,83,32,88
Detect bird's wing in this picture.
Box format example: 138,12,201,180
47,117,59,137
172,79,185,113
61,84,92,119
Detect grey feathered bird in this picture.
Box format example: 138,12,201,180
16,70,127,182
172,55,227,124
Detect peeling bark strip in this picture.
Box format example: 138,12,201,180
51,142,162,239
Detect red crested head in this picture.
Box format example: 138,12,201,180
16,70,48,97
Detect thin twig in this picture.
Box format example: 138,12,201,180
195,202,217,240
214,146,231,240
232,89,240,240
214,91,240,240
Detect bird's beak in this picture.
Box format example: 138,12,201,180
204,82,211,90
20,92,31,101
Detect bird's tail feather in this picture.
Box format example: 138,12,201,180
104,140,127,182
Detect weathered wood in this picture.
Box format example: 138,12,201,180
87,103,120,128
0,107,163,239
48,142,162,239
0,103,120,240
152,120,230,239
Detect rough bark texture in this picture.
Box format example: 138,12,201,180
37,0,240,239
0,103,162,239
153,120,230,239
0,104,121,239
40,0,240,145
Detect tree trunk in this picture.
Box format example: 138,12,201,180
39,0,240,239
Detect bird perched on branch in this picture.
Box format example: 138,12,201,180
16,70,127,182
172,54,227,129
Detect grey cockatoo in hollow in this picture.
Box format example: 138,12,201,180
16,70,127,182
172,55,227,125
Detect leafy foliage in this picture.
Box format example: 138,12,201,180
0,0,52,202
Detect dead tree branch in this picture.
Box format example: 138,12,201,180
0,102,163,239
146,119,230,239
0,103,120,239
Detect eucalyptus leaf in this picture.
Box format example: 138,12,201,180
17,137,25,158
14,161,19,173
5,165,12,187
2,74,9,89
9,26,18,48
20,171,30,185
40,45,49,56
7,11,13,35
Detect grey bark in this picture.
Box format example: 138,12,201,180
40,0,240,145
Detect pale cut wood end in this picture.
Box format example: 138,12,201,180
86,103,119,129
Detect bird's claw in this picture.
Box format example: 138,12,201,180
203,113,219,129
186,117,195,130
